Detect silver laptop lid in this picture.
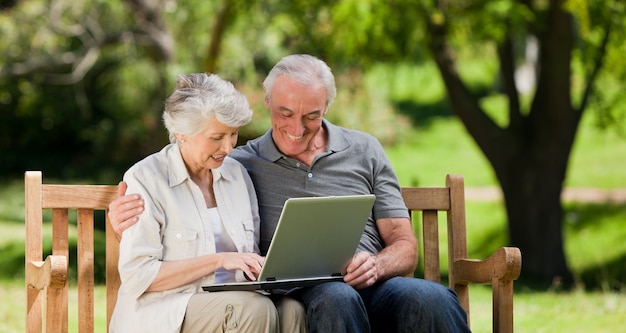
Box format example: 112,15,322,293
257,194,375,281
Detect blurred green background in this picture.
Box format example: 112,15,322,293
1,0,625,331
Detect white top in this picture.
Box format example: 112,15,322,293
207,207,237,283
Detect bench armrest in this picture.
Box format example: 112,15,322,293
26,255,67,290
453,247,522,285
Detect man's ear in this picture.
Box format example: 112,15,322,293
264,96,270,110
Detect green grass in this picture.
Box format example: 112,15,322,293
1,279,108,333
3,281,623,332
386,117,497,187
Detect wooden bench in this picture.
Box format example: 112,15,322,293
402,174,522,332
25,171,521,332
25,171,120,333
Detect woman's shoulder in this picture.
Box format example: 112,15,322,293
221,156,248,173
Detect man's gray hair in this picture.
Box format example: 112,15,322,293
162,73,252,143
263,54,337,108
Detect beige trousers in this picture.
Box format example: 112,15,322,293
181,292,306,333
271,295,307,333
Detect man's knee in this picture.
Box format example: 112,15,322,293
302,282,364,313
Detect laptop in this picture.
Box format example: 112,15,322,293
202,194,376,292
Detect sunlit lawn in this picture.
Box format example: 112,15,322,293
471,284,626,333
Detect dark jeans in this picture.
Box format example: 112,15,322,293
292,276,471,333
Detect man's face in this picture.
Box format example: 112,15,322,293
265,75,327,157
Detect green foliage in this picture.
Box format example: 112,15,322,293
0,0,171,182
2,0,624,183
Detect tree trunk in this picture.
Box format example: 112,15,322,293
425,0,581,285
496,126,576,286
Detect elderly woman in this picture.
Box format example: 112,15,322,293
109,73,280,332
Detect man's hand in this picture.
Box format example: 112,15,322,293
343,251,379,289
108,181,144,240
342,217,418,289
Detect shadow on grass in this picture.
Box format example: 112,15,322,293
460,201,625,293
514,202,626,293
1,210,109,284
1,233,109,284
393,82,494,128
577,254,626,292
393,99,454,127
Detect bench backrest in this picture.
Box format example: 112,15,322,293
25,171,119,333
401,174,471,314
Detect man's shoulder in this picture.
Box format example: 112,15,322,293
231,140,259,161
231,131,276,163
325,121,382,153
326,120,378,141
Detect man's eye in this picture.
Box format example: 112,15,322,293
281,112,293,118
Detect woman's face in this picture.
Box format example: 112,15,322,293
178,117,239,174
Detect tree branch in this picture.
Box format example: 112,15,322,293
122,0,174,62
578,20,612,114
203,2,233,73
1,0,174,83
496,33,523,129
425,9,507,162
0,31,157,83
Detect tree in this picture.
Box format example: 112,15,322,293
420,0,625,285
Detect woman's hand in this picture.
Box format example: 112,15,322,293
219,252,265,281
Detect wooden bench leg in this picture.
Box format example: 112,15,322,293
493,278,514,333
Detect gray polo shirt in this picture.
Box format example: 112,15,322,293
231,119,409,255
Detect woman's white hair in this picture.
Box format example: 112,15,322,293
162,73,253,143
